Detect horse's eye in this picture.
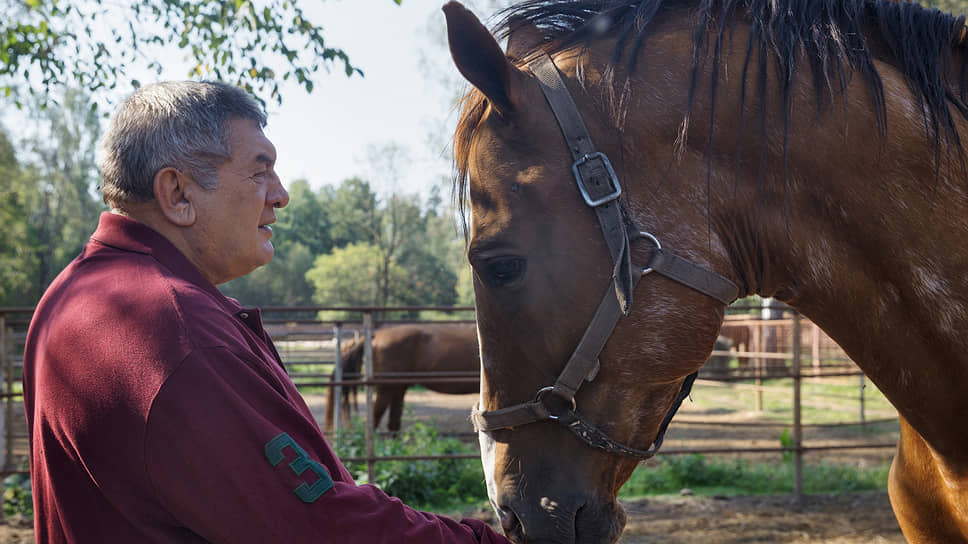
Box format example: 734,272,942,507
481,257,526,288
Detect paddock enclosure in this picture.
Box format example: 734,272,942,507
0,304,903,540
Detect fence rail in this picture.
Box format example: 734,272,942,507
0,304,898,500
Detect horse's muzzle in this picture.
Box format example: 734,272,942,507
497,494,626,544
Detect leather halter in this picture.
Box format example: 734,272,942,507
470,54,739,460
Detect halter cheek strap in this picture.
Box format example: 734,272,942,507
470,54,739,460
529,53,636,314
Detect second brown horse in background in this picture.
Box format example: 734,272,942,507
325,323,480,433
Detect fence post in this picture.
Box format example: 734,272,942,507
363,312,375,485
811,322,821,371
753,321,763,411
333,323,343,439
859,373,866,425
0,313,5,521
792,311,803,502
0,313,6,473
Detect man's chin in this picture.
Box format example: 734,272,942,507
258,244,275,265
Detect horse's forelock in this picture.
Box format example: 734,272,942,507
453,87,488,240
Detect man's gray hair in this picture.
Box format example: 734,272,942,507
98,81,266,207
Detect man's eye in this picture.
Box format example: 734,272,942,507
481,257,526,288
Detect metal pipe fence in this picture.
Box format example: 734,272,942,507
0,304,899,503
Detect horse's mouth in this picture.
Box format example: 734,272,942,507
574,501,627,544
500,498,626,544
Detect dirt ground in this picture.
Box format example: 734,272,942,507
614,492,903,543
0,387,903,543
458,491,904,543
0,491,903,544
0,521,31,544
0,492,903,544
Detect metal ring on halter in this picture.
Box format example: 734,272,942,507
638,231,662,275
535,386,577,421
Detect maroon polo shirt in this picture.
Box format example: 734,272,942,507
24,212,508,543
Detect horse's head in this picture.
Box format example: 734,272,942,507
444,2,739,542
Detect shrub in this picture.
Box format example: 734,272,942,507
333,421,487,510
3,473,32,518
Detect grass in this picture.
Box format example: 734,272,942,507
687,377,897,424
619,454,891,498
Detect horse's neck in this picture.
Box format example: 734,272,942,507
617,25,968,455
725,83,968,460
590,15,968,455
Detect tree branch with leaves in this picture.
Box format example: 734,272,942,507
2,0,403,106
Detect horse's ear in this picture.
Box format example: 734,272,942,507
443,1,516,116
506,16,546,61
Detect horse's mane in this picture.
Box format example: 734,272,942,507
453,0,968,219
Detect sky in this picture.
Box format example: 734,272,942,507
261,0,473,199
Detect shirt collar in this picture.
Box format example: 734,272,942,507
90,212,238,309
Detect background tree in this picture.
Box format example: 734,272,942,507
272,179,333,257
322,177,380,250
455,263,475,307
221,240,316,307
19,89,105,296
302,176,464,315
305,242,406,308
930,1,968,14
2,0,402,106
394,185,460,308
222,172,467,312
362,143,416,308
0,88,104,305
0,128,38,306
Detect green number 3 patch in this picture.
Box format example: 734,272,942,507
265,432,334,503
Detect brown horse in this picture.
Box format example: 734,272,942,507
324,323,480,433
719,323,750,353
444,1,968,542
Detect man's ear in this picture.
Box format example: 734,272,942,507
153,167,197,227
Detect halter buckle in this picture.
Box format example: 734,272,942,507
535,386,577,421
572,152,622,207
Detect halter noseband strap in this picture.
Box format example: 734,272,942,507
470,54,739,460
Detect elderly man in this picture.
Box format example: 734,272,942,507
23,81,509,543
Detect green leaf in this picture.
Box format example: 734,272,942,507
0,0,403,106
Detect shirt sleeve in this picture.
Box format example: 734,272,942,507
144,346,509,544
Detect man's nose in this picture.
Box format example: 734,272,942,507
269,176,290,208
